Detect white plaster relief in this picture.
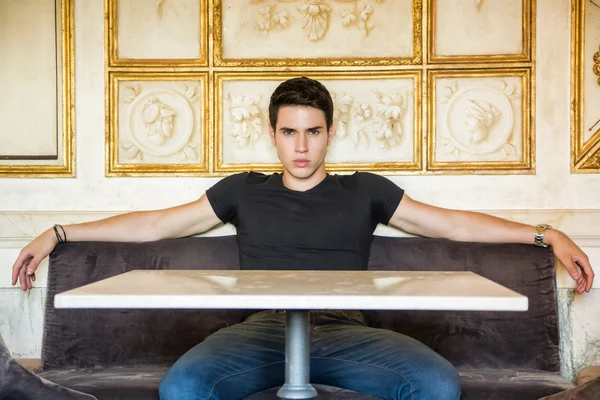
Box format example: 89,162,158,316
222,0,412,59
119,82,201,164
436,78,523,162
225,93,265,149
330,89,412,153
250,0,384,41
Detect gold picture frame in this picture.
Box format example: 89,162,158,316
427,0,533,64
427,68,534,174
106,0,208,67
571,0,600,172
214,71,422,174
106,72,210,176
213,0,423,67
0,0,75,178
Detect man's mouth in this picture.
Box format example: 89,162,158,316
293,159,309,167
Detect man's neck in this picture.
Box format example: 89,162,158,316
282,168,328,192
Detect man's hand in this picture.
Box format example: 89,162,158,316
12,230,58,291
547,229,594,294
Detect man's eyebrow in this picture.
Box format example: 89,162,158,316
307,126,323,130
278,127,297,132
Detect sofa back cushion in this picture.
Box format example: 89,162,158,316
42,236,560,373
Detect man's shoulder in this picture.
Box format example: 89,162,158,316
246,171,280,186
217,171,272,182
333,172,388,186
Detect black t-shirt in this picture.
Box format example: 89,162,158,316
206,172,404,271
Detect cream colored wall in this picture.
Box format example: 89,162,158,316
0,0,599,382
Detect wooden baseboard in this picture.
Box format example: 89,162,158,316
15,358,41,373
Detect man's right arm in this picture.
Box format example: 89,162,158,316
12,194,221,291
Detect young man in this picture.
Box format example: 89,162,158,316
12,77,594,400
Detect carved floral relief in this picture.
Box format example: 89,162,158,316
217,76,419,170
116,80,204,166
250,0,384,41
217,0,416,62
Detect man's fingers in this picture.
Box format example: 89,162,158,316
564,259,581,280
574,258,594,292
18,266,27,291
11,252,31,286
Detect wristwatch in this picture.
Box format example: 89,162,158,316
534,224,552,247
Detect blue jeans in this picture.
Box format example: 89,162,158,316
159,311,461,400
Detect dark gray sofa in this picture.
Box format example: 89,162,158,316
36,236,574,399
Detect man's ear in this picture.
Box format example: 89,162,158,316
269,123,276,146
327,123,336,145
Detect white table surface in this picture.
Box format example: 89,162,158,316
54,270,528,311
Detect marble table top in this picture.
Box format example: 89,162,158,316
54,270,528,311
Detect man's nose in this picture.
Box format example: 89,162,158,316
295,133,308,153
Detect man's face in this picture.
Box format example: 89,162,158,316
269,105,334,182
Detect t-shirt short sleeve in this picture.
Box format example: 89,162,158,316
357,172,404,225
205,172,248,224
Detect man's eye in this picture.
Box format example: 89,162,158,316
283,130,293,135
308,130,319,135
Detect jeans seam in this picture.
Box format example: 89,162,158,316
311,356,415,400
206,360,285,400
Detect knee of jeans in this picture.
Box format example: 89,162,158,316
159,369,209,400
416,362,461,399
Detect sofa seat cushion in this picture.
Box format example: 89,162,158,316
459,370,574,400
38,367,166,400
39,367,573,400
245,370,574,400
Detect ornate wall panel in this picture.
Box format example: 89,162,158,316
0,0,74,177
428,69,532,172
107,0,208,66
428,0,532,63
572,0,600,172
107,73,209,176
215,72,421,173
105,0,535,176
214,0,423,66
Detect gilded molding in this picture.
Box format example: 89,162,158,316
427,0,533,64
214,71,422,174
571,0,600,173
106,72,210,177
0,0,75,178
213,0,423,67
106,0,208,67
427,68,533,174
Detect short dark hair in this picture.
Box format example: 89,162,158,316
268,77,334,132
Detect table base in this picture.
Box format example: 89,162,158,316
276,310,318,399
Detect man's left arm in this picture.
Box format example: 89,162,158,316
388,195,594,294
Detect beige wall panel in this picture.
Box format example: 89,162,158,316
572,0,600,172
219,0,414,60
110,73,207,173
217,74,420,171
429,70,531,171
583,2,600,142
0,0,57,157
433,0,524,57
116,0,201,60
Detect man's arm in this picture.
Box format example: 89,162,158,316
12,194,221,291
389,194,594,294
